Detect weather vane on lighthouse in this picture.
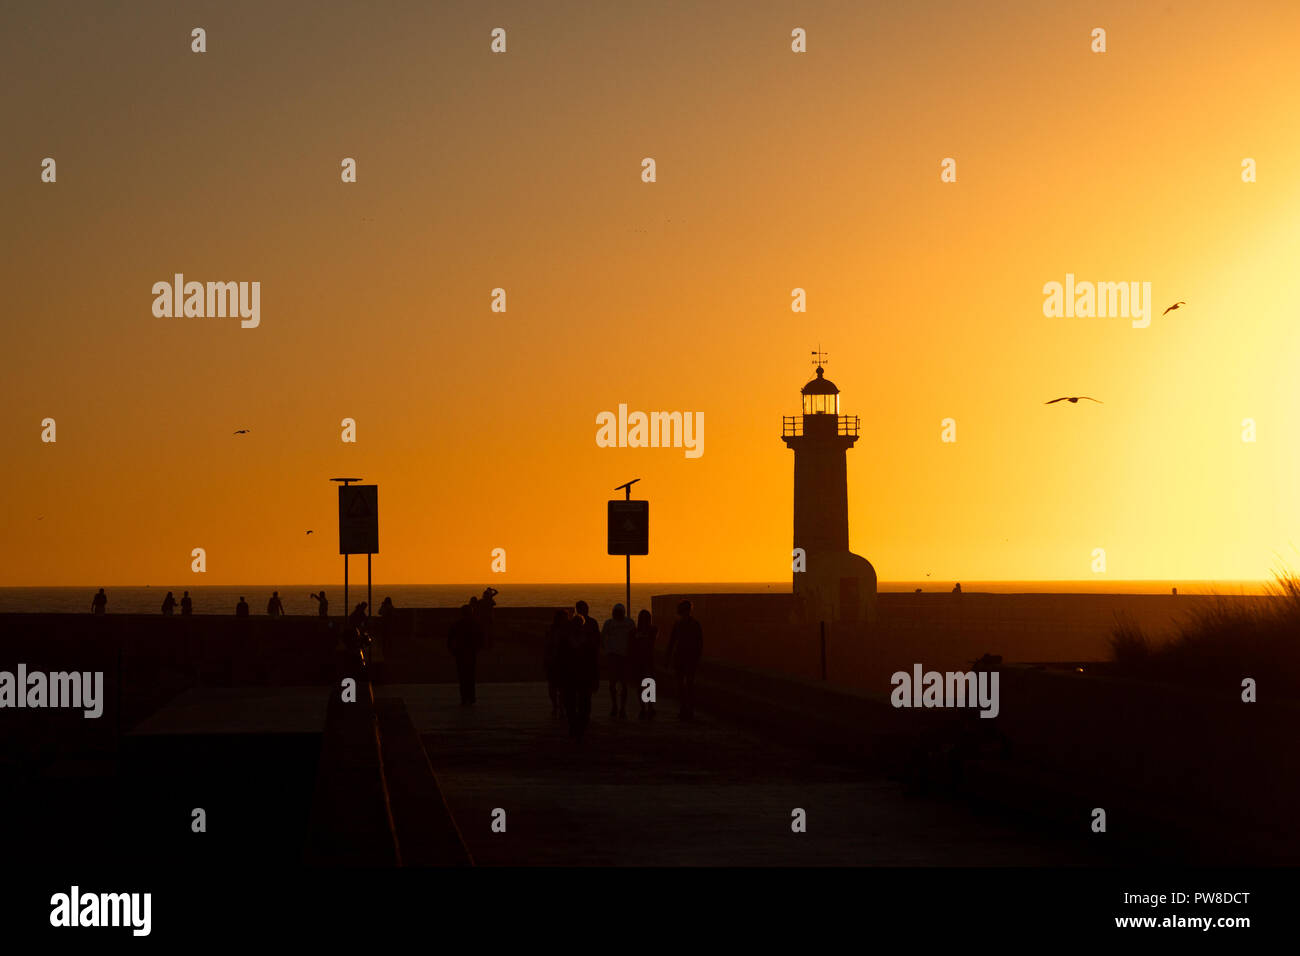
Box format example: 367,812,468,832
811,347,829,371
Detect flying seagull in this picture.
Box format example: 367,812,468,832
233,428,250,435
1046,396,1102,404
1162,301,1186,315
305,530,314,535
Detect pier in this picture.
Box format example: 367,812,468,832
1,601,1294,866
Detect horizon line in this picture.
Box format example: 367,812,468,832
1,578,1275,588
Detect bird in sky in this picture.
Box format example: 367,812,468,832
233,428,250,435
1045,396,1102,404
305,530,314,535
1162,301,1186,315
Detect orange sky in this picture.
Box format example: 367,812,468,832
3,0,1299,586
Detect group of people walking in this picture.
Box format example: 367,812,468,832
443,591,705,741
90,583,705,736
538,598,704,742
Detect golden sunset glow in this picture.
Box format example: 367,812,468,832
4,1,1299,586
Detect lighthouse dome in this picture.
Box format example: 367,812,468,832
801,366,839,395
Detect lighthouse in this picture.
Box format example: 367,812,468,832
782,355,877,624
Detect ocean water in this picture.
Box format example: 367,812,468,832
0,580,1269,615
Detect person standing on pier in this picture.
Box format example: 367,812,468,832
91,588,107,615
266,591,285,618
161,591,177,616
602,603,635,720
630,609,658,720
573,600,601,657
180,591,193,616
665,600,703,720
235,596,250,617
562,603,600,740
310,590,329,617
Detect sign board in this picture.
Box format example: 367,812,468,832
607,500,648,555
338,484,379,554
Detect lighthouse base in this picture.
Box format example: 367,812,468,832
794,550,878,626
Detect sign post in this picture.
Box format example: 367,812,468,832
608,479,648,615
333,478,378,621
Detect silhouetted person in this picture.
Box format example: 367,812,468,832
180,591,193,616
630,608,657,720
235,596,250,617
348,601,368,632
561,605,600,740
379,596,394,619
544,609,570,717
267,591,285,618
952,583,962,595
448,604,481,705
574,599,601,657
310,590,329,617
161,591,176,616
91,588,107,615
665,599,703,720
602,603,635,719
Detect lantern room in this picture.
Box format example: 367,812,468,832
801,366,840,416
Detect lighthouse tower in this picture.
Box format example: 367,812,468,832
782,355,877,624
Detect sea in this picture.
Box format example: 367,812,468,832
0,580,1271,615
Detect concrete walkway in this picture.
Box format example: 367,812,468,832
378,681,1103,866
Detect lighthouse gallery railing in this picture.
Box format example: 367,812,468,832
782,415,860,437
